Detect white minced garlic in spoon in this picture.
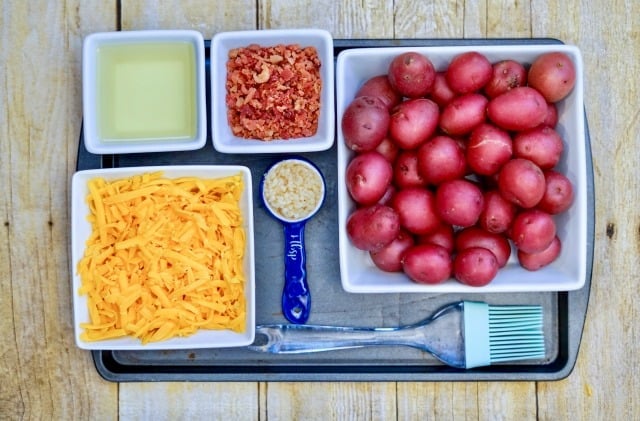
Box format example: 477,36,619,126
264,161,323,221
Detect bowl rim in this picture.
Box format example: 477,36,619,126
70,165,255,350
82,29,207,154
210,28,335,154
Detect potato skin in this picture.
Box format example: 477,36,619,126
345,151,393,205
453,247,499,287
370,229,414,272
355,75,402,110
527,52,576,103
393,150,427,189
445,51,493,94
484,59,527,98
402,244,452,284
439,93,488,136
392,187,441,235
346,205,400,252
388,52,436,98
417,224,455,253
498,158,546,208
518,235,562,271
511,209,557,254
513,125,564,170
487,87,547,131
537,170,575,214
389,98,440,150
479,190,517,234
417,135,467,185
455,226,511,268
466,123,513,176
435,179,484,228
341,96,390,152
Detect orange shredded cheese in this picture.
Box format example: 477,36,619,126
77,171,247,344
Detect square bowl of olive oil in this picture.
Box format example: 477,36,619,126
82,30,206,154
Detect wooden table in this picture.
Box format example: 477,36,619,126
2,1,638,419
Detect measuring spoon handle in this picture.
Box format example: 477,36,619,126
282,222,311,324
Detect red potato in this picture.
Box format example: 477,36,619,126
387,52,436,98
484,59,527,98
417,223,455,253
370,229,415,272
416,135,467,185
538,170,575,214
377,183,396,206
455,226,512,268
518,235,562,271
345,151,393,205
393,150,427,189
528,52,576,103
479,190,517,234
514,124,563,162
498,158,546,208
513,125,564,170
392,187,441,235
355,75,402,110
430,72,457,107
466,123,513,176
375,137,400,163
346,204,400,251
487,86,548,131
341,96,390,152
389,98,440,149
435,179,484,228
542,102,559,127
402,243,452,284
439,93,488,136
511,209,556,254
445,51,493,94
453,247,499,287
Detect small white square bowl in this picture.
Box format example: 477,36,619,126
336,44,587,293
71,165,255,350
82,30,207,154
210,29,334,153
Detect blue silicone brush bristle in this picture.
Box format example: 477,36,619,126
463,301,545,369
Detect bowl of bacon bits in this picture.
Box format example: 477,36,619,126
211,29,334,153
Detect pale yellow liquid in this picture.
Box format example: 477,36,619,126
97,41,196,141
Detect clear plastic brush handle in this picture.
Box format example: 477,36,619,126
248,302,467,368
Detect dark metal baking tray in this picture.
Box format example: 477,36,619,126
76,38,593,382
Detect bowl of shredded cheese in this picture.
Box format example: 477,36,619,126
210,29,335,154
71,165,255,350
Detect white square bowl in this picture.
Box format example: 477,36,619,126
82,30,207,154
210,29,334,153
71,165,255,350
336,44,587,293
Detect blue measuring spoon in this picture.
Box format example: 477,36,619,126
260,158,326,324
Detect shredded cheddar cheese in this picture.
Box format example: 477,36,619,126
77,171,247,344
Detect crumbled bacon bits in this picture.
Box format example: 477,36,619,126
225,43,322,141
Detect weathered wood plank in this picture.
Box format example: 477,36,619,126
119,383,260,420
120,0,257,35
263,382,397,420
532,1,640,419
0,1,118,420
260,0,394,38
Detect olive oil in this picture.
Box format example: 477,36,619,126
97,41,196,141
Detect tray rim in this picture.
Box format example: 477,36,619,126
76,37,593,382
